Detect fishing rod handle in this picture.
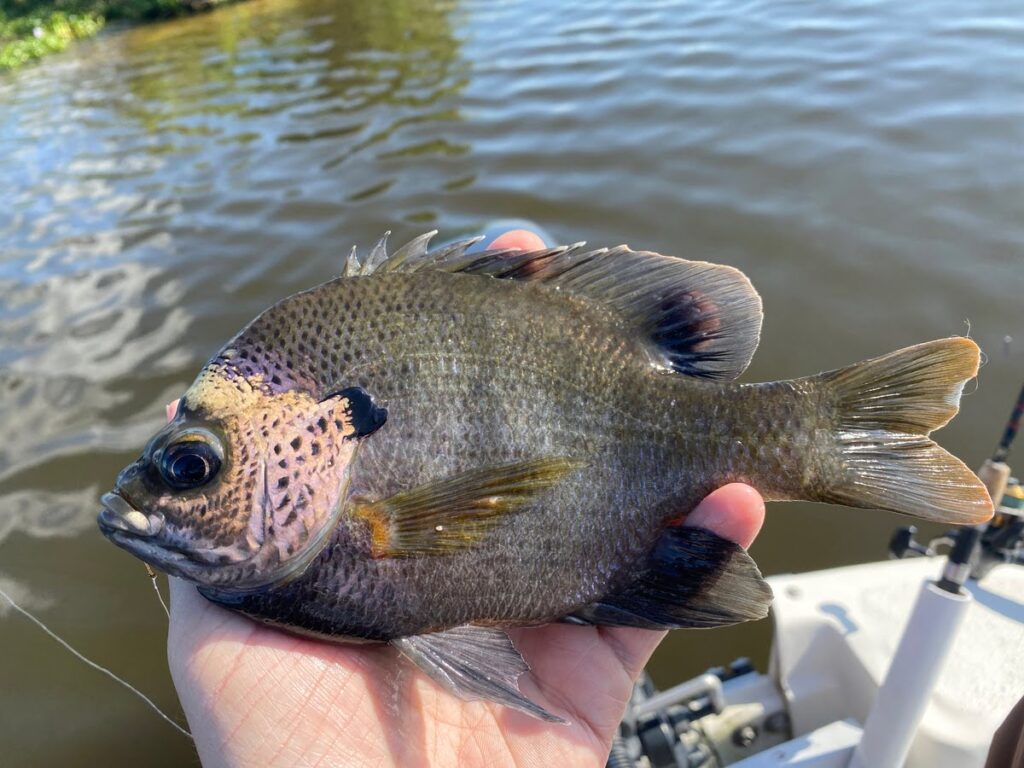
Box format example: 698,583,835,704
977,459,1010,509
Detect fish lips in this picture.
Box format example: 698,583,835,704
95,491,199,577
99,525,200,587
96,490,269,587
97,491,164,538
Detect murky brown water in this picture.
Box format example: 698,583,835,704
1,0,1022,763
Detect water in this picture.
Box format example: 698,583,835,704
1,0,1022,763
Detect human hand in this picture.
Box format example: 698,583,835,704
166,229,766,767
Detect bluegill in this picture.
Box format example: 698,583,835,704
98,233,993,721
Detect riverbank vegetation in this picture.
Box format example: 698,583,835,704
0,0,233,70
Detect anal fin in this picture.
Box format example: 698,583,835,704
567,527,773,629
393,625,564,723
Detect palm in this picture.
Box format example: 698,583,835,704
169,579,663,767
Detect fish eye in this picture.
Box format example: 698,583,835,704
157,431,223,491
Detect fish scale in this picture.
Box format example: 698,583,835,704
99,233,993,721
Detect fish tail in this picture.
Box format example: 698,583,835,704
805,337,993,525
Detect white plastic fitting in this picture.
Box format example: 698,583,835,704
848,581,972,768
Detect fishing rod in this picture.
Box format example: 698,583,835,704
889,378,1024,578
971,380,1024,579
975,379,1024,507
992,381,1024,464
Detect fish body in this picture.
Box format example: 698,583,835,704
99,234,993,720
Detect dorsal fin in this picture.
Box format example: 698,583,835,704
344,232,763,380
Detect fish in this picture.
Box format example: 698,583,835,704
97,232,994,721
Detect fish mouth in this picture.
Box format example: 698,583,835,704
97,491,164,538
98,496,196,580
97,491,244,584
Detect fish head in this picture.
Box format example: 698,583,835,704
98,360,377,594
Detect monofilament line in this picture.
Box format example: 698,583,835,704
0,585,192,739
145,564,171,619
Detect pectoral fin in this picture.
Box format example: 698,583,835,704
353,457,580,557
393,626,564,723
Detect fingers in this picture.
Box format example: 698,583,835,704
487,229,547,252
684,483,765,549
166,398,180,422
167,575,194,614
166,576,221,644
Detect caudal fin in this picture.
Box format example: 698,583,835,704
813,338,993,525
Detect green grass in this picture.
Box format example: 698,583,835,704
0,0,234,70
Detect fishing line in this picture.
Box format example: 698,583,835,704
0,585,193,740
145,564,171,619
